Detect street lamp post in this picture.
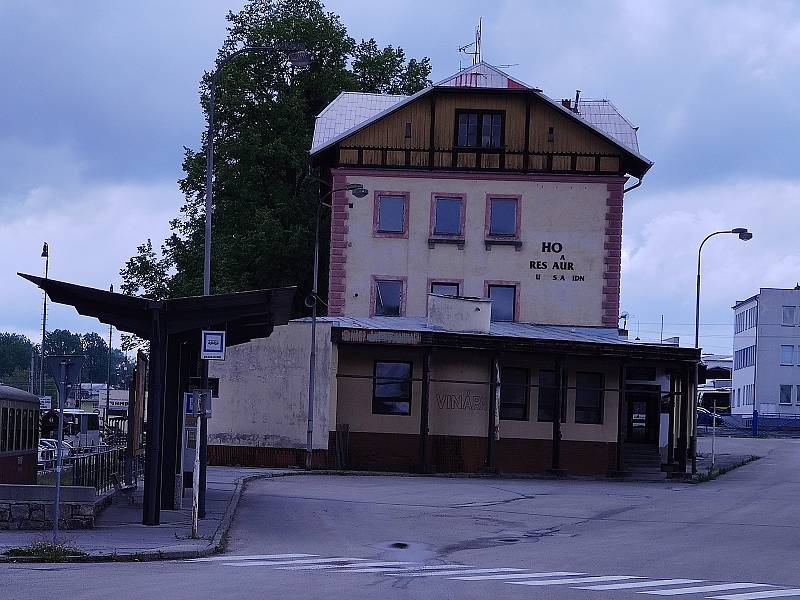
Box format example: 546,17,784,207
198,43,311,518
305,182,368,469
39,242,49,397
106,284,113,426
694,228,753,473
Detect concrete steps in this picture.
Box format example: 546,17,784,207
622,444,666,480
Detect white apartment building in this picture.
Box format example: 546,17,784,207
732,286,800,416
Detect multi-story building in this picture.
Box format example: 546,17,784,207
209,63,700,477
732,286,800,419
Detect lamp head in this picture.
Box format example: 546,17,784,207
287,50,312,68
731,228,748,234
347,184,369,198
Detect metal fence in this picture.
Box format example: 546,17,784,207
39,446,145,494
71,447,125,494
742,412,800,432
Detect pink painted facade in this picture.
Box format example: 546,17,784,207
328,168,626,327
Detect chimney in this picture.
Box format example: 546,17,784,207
574,89,581,112
561,99,571,110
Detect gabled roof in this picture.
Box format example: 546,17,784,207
310,62,652,177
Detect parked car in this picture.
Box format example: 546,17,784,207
37,442,56,467
39,438,74,461
697,406,725,427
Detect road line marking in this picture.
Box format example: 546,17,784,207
223,558,367,567
388,568,526,577
344,565,474,573
452,572,586,581
638,583,772,595
510,576,643,586
578,579,706,590
188,553,315,562
279,562,414,571
709,591,800,599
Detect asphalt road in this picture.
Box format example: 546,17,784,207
4,436,800,600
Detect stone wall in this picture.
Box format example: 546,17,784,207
0,485,103,530
0,501,95,530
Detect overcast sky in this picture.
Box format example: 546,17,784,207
1,0,798,354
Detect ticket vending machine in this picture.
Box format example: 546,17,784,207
182,392,198,500
181,390,211,500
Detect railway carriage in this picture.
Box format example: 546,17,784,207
0,385,40,484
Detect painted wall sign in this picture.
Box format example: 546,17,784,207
529,241,586,283
340,329,421,345
434,390,488,411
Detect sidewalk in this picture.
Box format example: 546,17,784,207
0,467,287,561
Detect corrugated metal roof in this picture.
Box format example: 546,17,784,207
296,316,638,346
311,91,408,153
575,99,640,154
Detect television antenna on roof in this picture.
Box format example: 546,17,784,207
458,17,482,67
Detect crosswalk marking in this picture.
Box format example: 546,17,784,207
510,576,643,587
639,583,772,595
578,579,705,591
278,561,413,571
188,553,315,562
710,591,800,600
452,572,586,581
191,551,798,598
223,557,367,567
389,568,526,577
343,564,472,573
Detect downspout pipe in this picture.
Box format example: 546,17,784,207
623,177,643,194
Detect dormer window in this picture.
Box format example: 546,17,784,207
456,111,503,149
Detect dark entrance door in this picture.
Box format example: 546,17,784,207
625,384,660,444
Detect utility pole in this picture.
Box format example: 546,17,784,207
29,350,34,394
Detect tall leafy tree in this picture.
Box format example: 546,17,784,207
0,332,34,378
122,0,431,316
44,329,82,357
119,239,171,299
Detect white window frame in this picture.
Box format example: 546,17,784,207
783,305,796,326
781,345,795,365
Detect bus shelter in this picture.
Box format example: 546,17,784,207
19,273,294,525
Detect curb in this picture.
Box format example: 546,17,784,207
0,471,291,564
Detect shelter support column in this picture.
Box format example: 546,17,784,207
677,365,690,475
143,308,166,526
485,355,499,473
548,356,566,476
666,371,676,472
161,336,183,510
418,351,431,473
613,362,626,474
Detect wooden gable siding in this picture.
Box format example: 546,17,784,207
529,100,617,155
343,101,430,150
334,90,629,175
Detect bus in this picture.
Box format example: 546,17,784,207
41,408,101,450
